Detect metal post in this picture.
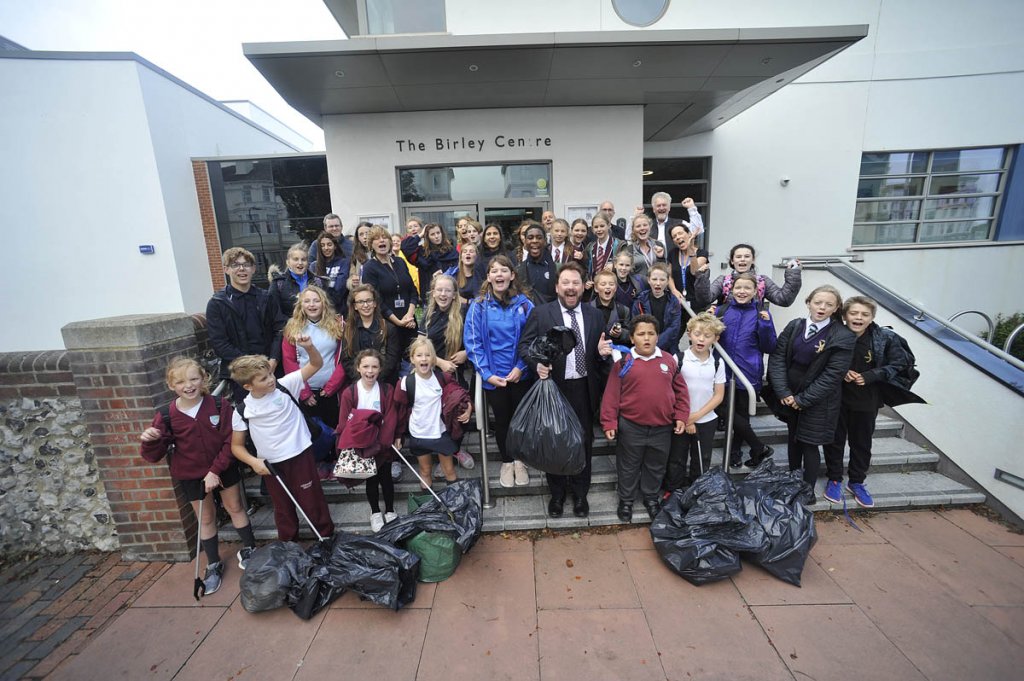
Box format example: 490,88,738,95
475,372,494,509
723,378,737,469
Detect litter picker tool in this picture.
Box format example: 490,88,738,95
697,438,705,477
390,444,456,522
193,497,206,601
264,461,326,542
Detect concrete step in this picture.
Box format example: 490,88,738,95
242,432,933,503
224,468,980,542
458,414,904,456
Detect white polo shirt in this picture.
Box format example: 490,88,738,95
680,349,726,424
232,370,310,463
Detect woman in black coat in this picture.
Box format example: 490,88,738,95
361,225,419,356
767,285,855,490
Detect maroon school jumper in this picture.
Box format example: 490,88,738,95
140,395,235,480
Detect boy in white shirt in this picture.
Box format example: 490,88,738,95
663,313,726,494
229,336,334,541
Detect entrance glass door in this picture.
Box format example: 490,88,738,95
482,205,545,253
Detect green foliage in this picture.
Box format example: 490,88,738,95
982,313,1024,360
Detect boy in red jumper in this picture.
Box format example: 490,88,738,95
602,315,689,522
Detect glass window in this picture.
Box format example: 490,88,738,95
852,146,1010,245
642,157,711,227
611,0,671,27
399,164,551,202
366,0,445,35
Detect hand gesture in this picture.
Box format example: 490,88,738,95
203,471,222,493
681,197,695,210
487,375,508,388
604,429,616,440
295,335,313,351
140,427,161,443
597,332,613,357
653,243,665,258
252,458,270,476
634,204,645,216
685,423,697,435
506,367,523,383
536,363,552,380
674,420,685,435
457,403,473,423
759,311,770,321
304,394,318,406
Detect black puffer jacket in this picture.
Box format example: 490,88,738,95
206,286,285,379
768,319,855,445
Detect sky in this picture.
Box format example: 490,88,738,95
0,0,345,149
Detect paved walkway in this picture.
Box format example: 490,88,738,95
3,508,1024,680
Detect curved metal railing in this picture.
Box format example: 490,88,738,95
1003,322,1024,355
948,310,995,341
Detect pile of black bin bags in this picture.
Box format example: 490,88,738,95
650,460,817,586
240,479,483,619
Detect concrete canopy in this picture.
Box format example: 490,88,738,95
244,26,867,141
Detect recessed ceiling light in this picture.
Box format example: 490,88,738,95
717,116,724,121
468,64,479,72
334,70,345,78
642,170,654,176
633,59,643,67
776,78,785,83
760,57,773,65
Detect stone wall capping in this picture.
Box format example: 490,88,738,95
62,314,196,351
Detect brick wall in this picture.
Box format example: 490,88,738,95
192,160,224,293
0,351,76,402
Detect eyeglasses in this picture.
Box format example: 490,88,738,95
354,299,375,306
228,262,254,270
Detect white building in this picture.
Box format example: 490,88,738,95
0,48,300,352
244,0,1023,331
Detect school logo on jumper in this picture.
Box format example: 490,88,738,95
815,340,826,354
209,415,220,426
659,363,669,372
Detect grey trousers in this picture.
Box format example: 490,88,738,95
615,417,671,503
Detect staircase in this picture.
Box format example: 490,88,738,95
224,405,984,540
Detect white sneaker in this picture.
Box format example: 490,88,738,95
499,462,515,488
454,450,475,469
514,460,530,486
370,512,385,532
383,511,398,524
433,462,445,480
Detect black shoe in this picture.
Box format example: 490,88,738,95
728,452,743,468
744,445,774,468
645,499,661,520
548,497,565,518
573,496,589,518
616,500,633,522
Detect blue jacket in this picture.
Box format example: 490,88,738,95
631,290,682,353
463,293,534,388
717,300,777,390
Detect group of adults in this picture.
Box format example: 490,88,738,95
205,191,920,518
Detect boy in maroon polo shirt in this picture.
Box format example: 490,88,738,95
602,315,689,523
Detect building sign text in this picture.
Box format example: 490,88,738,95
395,135,553,153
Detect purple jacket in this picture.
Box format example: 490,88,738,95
717,301,777,390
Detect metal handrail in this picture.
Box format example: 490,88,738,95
803,261,1024,373
474,372,494,509
1003,322,1024,355
212,379,229,397
948,310,995,341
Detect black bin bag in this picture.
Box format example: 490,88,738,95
310,532,421,612
734,458,815,506
650,478,743,586
740,493,818,587
507,326,584,475
240,541,314,613
375,480,483,553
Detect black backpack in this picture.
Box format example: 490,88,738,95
404,368,446,405
883,327,920,390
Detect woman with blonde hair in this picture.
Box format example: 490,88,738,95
281,285,346,428
361,225,419,355
624,214,666,280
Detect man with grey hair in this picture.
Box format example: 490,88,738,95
627,194,705,243
308,212,354,262
599,200,626,240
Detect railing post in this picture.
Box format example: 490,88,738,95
474,372,494,509
723,378,737,469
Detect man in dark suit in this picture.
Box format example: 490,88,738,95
519,262,613,518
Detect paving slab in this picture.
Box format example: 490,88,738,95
812,516,888,545
866,511,1024,606
815,542,1024,681
730,554,851,606
537,609,664,681
173,600,325,681
617,526,654,551
995,545,1024,567
971,604,1024,649
45,607,223,681
623,549,792,681
416,550,539,681
473,533,536,553
131,559,241,609
753,603,927,681
535,533,639,610
940,508,1024,547
295,608,429,681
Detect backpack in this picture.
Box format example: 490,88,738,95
404,367,447,405
883,326,920,389
158,396,224,459
721,273,766,304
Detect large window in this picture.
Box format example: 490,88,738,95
853,147,1012,246
208,155,331,282
399,163,551,203
366,0,445,35
641,157,711,239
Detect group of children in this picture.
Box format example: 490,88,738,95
146,204,920,595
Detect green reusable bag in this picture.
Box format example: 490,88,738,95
406,493,461,582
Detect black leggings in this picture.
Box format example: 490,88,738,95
721,390,766,456
365,469,395,513
787,423,821,486
486,380,530,463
